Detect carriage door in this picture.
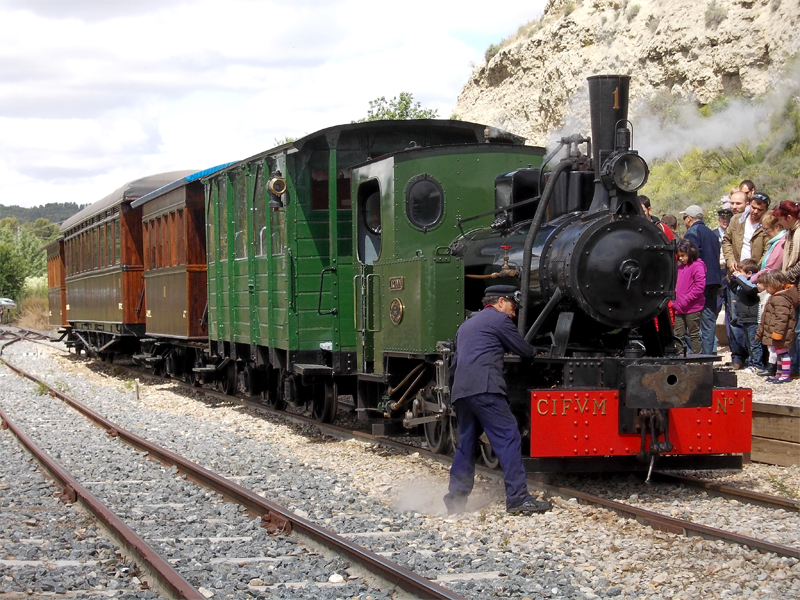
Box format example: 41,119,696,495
355,180,382,372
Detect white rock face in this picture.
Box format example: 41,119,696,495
454,0,800,146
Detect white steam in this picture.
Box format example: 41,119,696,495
546,65,800,162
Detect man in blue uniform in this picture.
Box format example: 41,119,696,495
443,285,552,515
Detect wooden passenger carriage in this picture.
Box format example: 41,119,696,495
44,239,67,328
58,171,195,357
129,165,234,377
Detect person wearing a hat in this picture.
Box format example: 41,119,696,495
681,205,723,355
715,204,734,275
444,284,551,516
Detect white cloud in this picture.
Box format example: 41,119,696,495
0,0,545,209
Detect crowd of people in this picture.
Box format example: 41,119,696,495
640,181,800,383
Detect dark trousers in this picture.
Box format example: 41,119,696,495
724,287,749,366
740,323,763,368
700,284,721,355
444,392,531,511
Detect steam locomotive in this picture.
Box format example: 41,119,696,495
47,74,751,473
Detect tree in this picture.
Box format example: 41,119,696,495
0,239,27,299
354,92,439,122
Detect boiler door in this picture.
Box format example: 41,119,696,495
571,216,674,328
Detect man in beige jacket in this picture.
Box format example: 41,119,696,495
722,192,768,271
722,191,769,370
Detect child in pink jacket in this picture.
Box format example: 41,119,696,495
673,238,706,354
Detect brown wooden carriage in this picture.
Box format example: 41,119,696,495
45,239,67,328
59,171,195,356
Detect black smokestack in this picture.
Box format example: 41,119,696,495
587,75,630,212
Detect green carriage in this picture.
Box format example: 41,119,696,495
202,121,530,421
350,142,544,439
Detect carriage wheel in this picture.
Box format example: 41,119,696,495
423,415,450,455
165,353,179,378
219,362,237,396
153,361,166,377
480,438,500,469
261,367,285,409
312,380,338,423
185,350,205,387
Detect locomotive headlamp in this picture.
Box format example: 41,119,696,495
601,151,649,193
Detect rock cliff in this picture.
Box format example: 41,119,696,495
454,0,800,149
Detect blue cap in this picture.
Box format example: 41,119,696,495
485,285,521,303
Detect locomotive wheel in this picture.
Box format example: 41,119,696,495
423,416,450,455
312,380,338,424
220,362,237,396
448,414,460,453
479,436,500,469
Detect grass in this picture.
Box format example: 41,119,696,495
34,382,49,396
12,275,50,330
52,379,71,394
769,476,798,499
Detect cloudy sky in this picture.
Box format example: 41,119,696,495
0,0,545,211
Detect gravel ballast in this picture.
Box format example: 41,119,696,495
1,340,798,599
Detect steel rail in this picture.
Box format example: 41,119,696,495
0,406,205,600
0,356,465,600
199,392,800,559
8,340,797,561
536,480,800,559
193,395,800,560
650,471,800,512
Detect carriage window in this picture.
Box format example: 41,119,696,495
217,179,228,259
253,164,267,257
271,209,286,256
311,165,352,210
206,199,216,265
357,180,381,265
233,172,247,259
175,209,185,265
406,174,444,231
115,217,120,265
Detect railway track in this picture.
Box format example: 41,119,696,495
122,364,800,559
0,351,466,599
2,330,798,589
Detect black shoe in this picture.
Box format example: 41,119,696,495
757,366,777,377
507,498,552,515
443,494,467,515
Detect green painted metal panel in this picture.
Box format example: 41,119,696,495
351,145,543,369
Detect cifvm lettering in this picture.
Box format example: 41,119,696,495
535,397,607,416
